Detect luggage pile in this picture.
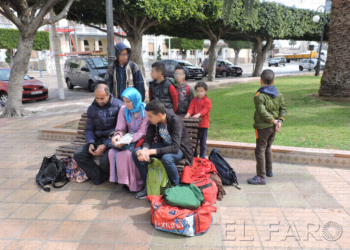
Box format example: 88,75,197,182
147,148,240,236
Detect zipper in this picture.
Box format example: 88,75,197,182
197,213,200,232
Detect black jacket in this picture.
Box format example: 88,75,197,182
149,78,173,110
85,94,124,146
142,109,193,166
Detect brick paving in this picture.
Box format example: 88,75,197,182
0,103,350,249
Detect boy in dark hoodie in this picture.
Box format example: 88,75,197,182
170,66,194,116
247,69,287,185
107,43,146,101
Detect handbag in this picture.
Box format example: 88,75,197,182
60,157,88,183
36,155,69,192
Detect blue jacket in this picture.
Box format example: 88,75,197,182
108,43,145,101
85,94,124,146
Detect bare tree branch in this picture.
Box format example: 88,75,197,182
39,0,75,27
67,11,131,39
139,17,147,30
140,19,159,34
198,25,216,41
2,0,19,12
0,2,23,28
124,16,134,30
35,0,60,21
112,14,130,33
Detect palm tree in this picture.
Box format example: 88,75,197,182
319,0,350,97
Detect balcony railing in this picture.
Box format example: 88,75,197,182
0,23,16,29
0,22,45,31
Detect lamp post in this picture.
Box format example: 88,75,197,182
106,0,115,66
312,5,326,77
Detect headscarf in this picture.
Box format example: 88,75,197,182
121,87,145,123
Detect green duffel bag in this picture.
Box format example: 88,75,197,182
164,184,204,210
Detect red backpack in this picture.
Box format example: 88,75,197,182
181,157,217,184
147,195,216,236
193,178,218,205
181,157,219,204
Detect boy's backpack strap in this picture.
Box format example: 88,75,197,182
129,61,134,72
186,85,189,100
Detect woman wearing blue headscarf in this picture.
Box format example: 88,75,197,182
108,87,148,192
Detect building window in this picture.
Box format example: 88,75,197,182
0,16,4,23
190,50,195,55
84,40,89,46
162,43,168,56
148,43,154,56
99,40,102,46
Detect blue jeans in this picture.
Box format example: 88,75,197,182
132,143,183,186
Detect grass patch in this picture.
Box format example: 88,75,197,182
208,76,350,150
60,121,79,130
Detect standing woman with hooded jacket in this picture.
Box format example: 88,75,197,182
107,43,146,101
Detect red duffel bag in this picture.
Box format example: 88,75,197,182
147,195,217,236
194,177,218,205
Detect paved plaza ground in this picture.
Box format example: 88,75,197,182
0,77,349,250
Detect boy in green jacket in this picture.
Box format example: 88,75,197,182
247,69,287,185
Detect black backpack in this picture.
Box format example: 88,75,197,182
208,148,240,189
36,155,69,192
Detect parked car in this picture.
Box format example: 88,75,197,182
0,68,48,105
159,59,205,80
201,59,243,77
299,59,325,71
268,57,287,67
64,57,108,92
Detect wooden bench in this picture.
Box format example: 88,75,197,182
55,112,201,169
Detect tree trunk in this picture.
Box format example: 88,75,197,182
128,34,146,79
181,51,187,60
1,34,34,117
252,37,273,77
207,39,218,82
234,50,240,65
319,0,350,97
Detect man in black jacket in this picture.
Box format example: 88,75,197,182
74,84,123,185
132,99,193,199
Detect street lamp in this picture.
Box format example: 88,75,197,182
312,5,326,77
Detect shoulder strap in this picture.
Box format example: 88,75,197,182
186,85,190,100
129,61,134,71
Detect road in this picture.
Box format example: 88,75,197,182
17,61,320,114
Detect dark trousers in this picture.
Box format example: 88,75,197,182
73,137,110,184
255,126,276,178
132,143,183,186
194,128,208,159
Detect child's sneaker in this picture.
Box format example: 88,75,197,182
247,176,266,185
266,171,273,177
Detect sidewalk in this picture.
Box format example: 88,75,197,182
0,105,349,249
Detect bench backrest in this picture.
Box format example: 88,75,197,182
76,113,200,150
56,112,201,159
